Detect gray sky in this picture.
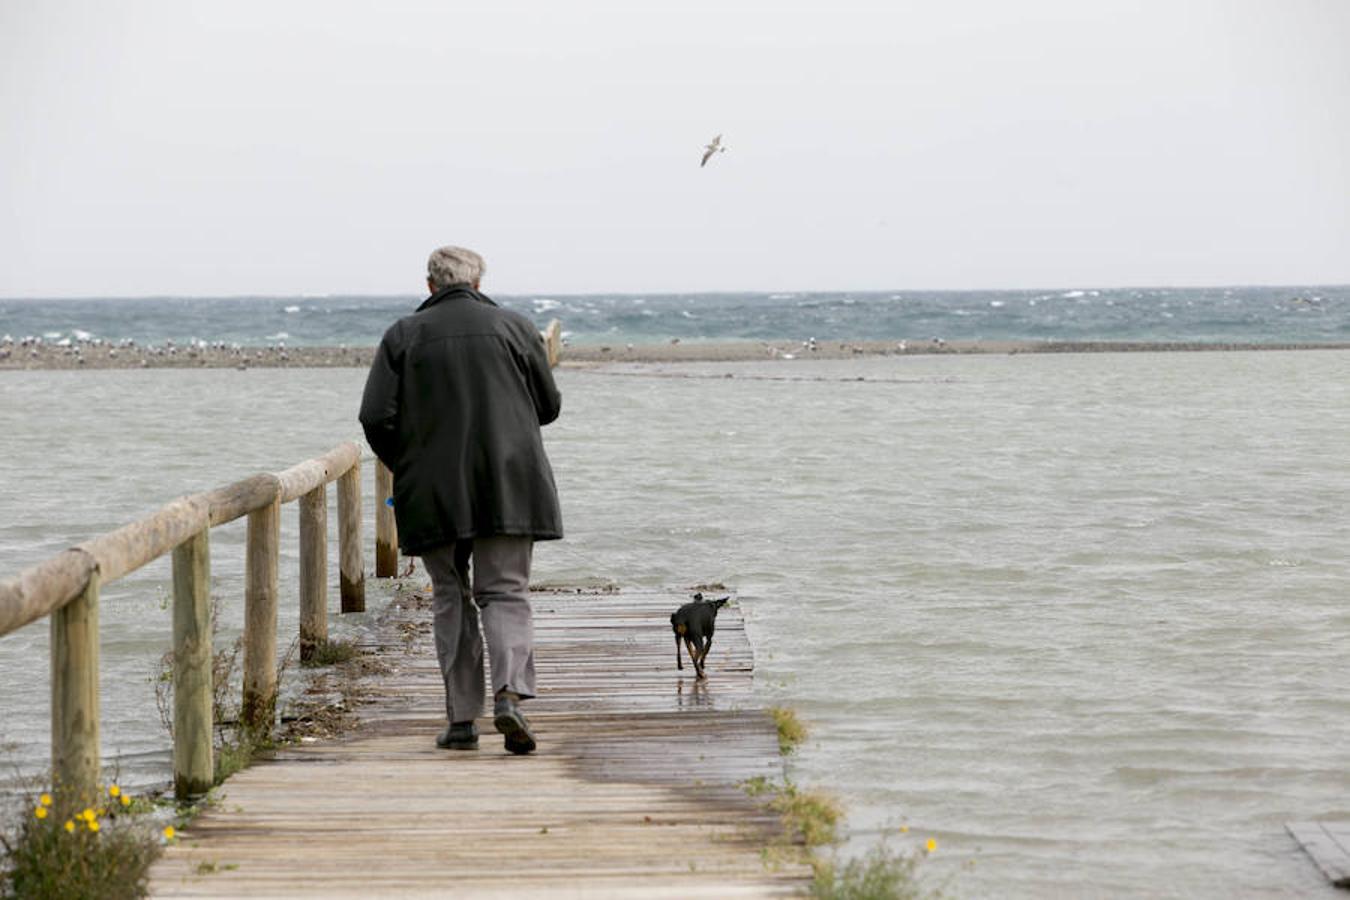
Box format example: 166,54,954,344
2,0,1347,297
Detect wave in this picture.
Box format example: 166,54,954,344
1,286,1347,347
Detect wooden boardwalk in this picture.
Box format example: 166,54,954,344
1287,821,1350,889
148,586,810,898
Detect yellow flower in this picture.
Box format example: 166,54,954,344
163,826,176,841
64,820,75,834
34,807,48,820
925,838,938,853
109,785,121,798
120,794,132,807
39,793,53,807
81,808,95,822
899,825,909,833
88,820,100,833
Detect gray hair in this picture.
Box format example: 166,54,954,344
427,245,486,291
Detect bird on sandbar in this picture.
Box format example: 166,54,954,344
700,134,726,168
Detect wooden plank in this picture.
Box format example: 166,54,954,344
148,588,808,897
1287,821,1350,888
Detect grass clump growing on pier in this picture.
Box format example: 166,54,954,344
810,839,938,900
767,705,809,755
300,638,361,668
1,785,171,900
213,733,272,786
770,782,843,848
741,776,943,898
741,777,842,848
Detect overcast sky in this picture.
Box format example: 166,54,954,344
2,0,1347,297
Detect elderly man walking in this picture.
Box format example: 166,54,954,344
360,246,562,755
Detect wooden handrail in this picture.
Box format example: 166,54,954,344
0,443,365,638
0,549,96,639
0,440,395,805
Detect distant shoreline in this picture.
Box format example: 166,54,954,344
3,339,1349,371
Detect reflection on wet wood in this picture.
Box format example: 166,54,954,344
148,587,808,897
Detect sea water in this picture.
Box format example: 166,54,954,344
2,285,1348,348
2,350,1349,897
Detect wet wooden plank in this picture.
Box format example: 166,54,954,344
1287,821,1350,889
148,588,807,898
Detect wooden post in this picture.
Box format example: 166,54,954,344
374,461,397,577
242,498,279,735
171,528,213,800
544,318,562,368
298,484,328,662
51,570,99,804
337,463,364,612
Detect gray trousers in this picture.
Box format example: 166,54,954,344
421,537,536,724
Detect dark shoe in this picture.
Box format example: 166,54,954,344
436,721,479,750
493,696,537,755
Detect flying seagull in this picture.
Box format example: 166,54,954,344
700,134,726,168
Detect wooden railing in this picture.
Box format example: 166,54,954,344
0,445,402,804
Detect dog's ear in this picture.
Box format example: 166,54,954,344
692,591,703,602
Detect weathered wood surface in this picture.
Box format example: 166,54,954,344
1287,821,1350,889
374,460,398,577
0,442,363,639
149,587,809,897
202,473,281,528
544,317,562,368
275,442,361,504
337,465,364,612
297,485,328,662
50,570,100,802
0,548,95,638
171,528,214,800
76,496,209,585
242,500,281,734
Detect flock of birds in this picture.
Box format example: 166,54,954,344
0,333,323,367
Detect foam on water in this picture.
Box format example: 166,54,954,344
1,286,1349,349
1,351,1348,896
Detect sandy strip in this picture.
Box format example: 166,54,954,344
2,338,1348,371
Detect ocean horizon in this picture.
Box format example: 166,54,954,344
2,284,1348,350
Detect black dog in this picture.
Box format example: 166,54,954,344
670,592,729,680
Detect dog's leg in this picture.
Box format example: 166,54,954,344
684,637,701,677
675,633,684,670
692,635,709,680
697,634,714,677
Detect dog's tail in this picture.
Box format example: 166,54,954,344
712,595,730,610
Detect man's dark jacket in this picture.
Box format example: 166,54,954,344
359,284,562,554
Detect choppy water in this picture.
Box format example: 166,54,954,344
2,351,1349,897
2,285,1349,348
